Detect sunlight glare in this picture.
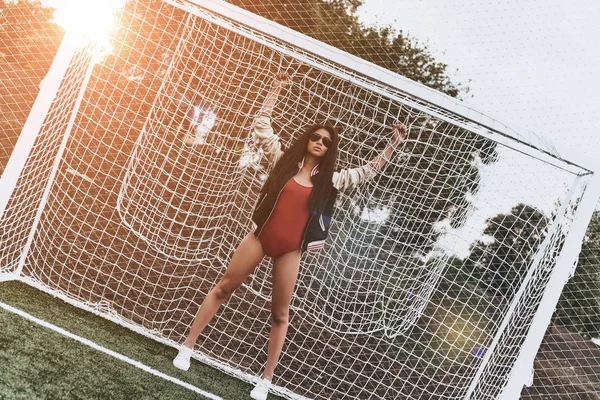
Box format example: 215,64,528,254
43,0,126,59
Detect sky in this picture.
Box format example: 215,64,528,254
357,0,600,256
357,0,600,169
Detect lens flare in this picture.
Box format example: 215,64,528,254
43,0,126,59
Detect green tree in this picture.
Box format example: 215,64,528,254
554,210,600,339
228,0,462,97
462,203,549,300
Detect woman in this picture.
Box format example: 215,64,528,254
173,72,407,400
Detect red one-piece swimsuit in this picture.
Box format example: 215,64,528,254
257,178,313,257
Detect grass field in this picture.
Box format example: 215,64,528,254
0,280,284,400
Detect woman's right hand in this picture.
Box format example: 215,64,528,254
272,72,291,88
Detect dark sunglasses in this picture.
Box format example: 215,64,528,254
308,132,333,148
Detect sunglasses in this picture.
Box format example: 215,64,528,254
308,132,333,148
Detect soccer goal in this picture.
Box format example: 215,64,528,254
1,0,599,399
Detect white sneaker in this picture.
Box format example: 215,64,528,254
250,377,272,400
172,346,193,371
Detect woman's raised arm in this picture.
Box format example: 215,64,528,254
333,124,408,192
251,73,291,165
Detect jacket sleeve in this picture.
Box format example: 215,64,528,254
252,113,284,165
332,160,380,192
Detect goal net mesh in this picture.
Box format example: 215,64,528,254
0,1,596,399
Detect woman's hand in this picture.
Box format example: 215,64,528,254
259,73,291,118
272,72,291,89
391,124,408,147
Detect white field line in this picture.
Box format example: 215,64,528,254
0,301,222,400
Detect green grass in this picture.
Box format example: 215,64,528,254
0,280,283,400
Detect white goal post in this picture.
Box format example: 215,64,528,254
1,0,598,399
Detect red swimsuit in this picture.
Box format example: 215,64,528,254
257,178,313,257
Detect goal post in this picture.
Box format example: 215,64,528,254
0,32,96,277
498,168,600,400
0,32,79,223
1,0,598,399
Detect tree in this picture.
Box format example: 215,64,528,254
462,203,549,300
554,210,600,339
459,205,600,339
228,0,462,97
0,0,63,173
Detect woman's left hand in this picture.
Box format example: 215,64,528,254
391,124,408,147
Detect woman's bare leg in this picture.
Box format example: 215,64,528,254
182,231,265,348
261,250,302,380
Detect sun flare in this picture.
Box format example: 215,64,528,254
42,0,126,58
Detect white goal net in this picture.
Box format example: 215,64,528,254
1,0,598,399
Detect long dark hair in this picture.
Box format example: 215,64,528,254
259,124,339,214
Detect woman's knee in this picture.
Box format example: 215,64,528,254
213,282,235,302
271,309,289,326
